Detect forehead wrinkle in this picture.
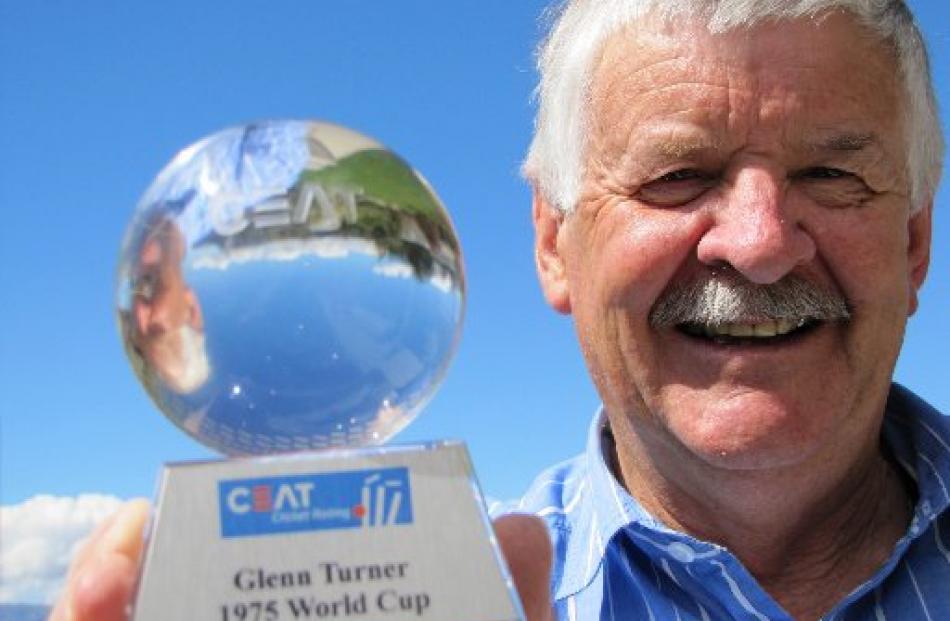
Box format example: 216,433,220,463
590,46,746,169
592,81,735,169
586,13,908,189
589,21,734,121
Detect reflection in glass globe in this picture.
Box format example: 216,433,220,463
116,121,465,456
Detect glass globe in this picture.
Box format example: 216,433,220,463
116,121,465,456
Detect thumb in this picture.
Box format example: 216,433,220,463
494,514,555,621
50,499,151,621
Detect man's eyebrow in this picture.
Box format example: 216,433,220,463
813,132,880,153
652,137,720,158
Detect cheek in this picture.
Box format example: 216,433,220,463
814,208,911,313
572,206,706,316
809,208,912,392
564,207,707,404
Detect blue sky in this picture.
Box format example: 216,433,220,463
0,0,948,603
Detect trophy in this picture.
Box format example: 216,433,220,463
116,121,524,621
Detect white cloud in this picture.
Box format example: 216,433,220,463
190,236,380,271
0,494,124,605
372,261,414,279
372,260,455,293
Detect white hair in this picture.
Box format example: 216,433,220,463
159,323,211,394
524,0,944,214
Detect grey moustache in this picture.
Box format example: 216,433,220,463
649,273,851,328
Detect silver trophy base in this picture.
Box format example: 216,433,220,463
132,442,524,621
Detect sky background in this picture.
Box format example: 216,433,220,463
1,0,948,606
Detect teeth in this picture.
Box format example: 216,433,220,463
730,324,754,337
703,319,804,338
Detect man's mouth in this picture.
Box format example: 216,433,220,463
677,318,820,345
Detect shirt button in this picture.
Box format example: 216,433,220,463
668,542,696,563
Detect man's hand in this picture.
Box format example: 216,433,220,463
493,514,555,621
49,499,150,621
49,501,553,621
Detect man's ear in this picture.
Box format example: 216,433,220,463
533,189,572,314
907,201,933,316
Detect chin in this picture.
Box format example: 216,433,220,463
664,389,830,471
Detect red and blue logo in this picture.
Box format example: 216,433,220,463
218,467,412,538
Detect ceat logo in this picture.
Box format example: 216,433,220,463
226,481,315,514
217,467,412,538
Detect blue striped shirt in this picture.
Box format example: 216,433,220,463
497,384,950,620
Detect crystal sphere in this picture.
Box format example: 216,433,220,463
116,121,465,456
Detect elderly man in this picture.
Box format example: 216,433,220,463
53,1,943,620
128,216,210,395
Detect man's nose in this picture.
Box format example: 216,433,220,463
134,303,151,336
696,167,816,284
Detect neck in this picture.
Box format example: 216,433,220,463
608,419,914,619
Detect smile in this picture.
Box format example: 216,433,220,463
678,318,820,344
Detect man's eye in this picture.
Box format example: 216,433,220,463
793,167,875,208
797,167,852,180
658,169,702,182
635,169,715,207
133,272,158,301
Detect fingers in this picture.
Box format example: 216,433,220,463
494,514,555,621
50,499,151,621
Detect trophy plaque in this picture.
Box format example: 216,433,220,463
116,121,524,621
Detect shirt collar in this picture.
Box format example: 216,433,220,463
882,383,950,528
555,407,676,598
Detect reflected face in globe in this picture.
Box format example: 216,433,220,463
131,219,208,393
